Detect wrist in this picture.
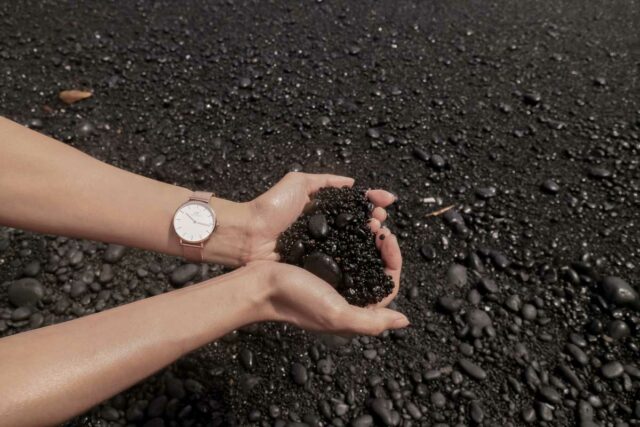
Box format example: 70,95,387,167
200,198,253,266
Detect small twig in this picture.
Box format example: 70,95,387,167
425,204,455,217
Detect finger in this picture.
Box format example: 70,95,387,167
303,173,354,194
337,306,409,336
381,233,402,273
375,227,392,251
366,189,396,208
367,218,381,233
372,206,387,223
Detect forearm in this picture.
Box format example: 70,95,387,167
0,116,250,265
0,266,269,427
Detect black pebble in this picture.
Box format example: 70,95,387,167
308,214,329,240
303,252,342,288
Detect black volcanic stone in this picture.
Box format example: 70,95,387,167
277,187,393,306
7,278,44,307
600,276,639,309
303,252,342,287
308,214,329,239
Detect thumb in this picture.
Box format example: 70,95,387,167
336,306,409,336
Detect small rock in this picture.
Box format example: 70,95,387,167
447,264,468,287
291,363,308,385
170,264,199,287
600,276,639,309
308,214,329,239
8,278,44,307
304,252,342,288
540,179,560,194
458,358,487,381
601,361,624,379
104,244,127,263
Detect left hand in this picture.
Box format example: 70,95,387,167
243,172,395,262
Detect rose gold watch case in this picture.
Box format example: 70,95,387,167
172,200,217,244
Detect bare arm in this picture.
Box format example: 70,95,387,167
0,116,251,266
0,261,408,427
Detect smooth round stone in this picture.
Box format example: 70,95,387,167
506,294,522,312
458,358,487,381
286,240,305,264
303,252,342,287
447,264,468,287
335,212,354,229
478,277,498,293
352,415,374,427
541,179,560,194
600,276,639,308
469,401,484,423
565,343,588,366
536,402,553,421
369,398,394,425
466,309,492,329
587,166,612,179
70,280,88,298
438,296,462,313
8,278,44,307
240,348,254,370
607,320,631,340
430,154,446,169
578,400,594,421
22,260,41,277
412,146,430,162
522,407,536,423
521,304,538,320
430,392,446,408
475,186,497,200
11,306,32,321
523,91,542,105
308,214,329,239
101,406,120,421
170,264,199,287
291,363,308,385
601,361,624,379
538,385,561,404
420,244,436,261
103,244,126,263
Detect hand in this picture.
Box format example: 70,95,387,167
243,172,396,261
254,222,405,335
259,265,407,335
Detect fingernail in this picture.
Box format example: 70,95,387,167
390,192,398,202
392,316,409,328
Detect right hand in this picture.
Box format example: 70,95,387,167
255,226,407,336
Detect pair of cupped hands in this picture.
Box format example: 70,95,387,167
205,172,409,336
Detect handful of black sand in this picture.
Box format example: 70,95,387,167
277,187,394,306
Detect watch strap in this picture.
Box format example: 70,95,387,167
182,242,204,262
190,191,213,203
180,191,214,262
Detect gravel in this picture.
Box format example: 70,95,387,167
0,0,638,426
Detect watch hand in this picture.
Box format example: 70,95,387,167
195,221,212,226
184,212,197,223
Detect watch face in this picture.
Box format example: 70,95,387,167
173,201,216,243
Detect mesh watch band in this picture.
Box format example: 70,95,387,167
180,191,214,262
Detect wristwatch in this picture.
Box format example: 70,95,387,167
172,191,216,262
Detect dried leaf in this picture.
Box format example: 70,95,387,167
425,204,455,217
59,89,93,105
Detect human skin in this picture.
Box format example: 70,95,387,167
0,116,407,425
0,116,395,269
0,261,408,427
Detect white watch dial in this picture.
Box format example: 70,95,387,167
173,201,216,243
